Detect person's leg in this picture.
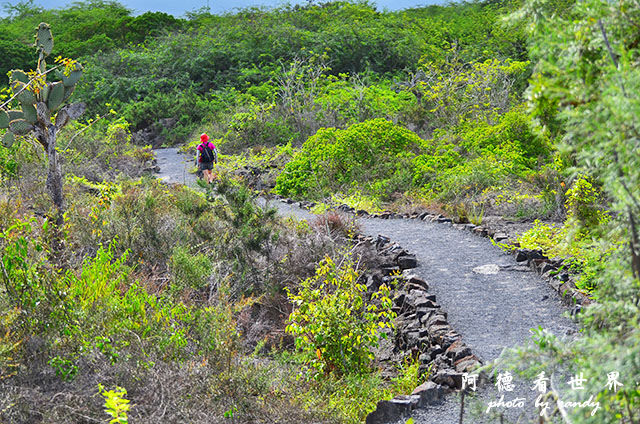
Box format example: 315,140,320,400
203,169,212,183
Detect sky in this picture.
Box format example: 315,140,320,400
3,0,442,18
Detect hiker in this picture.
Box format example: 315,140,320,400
196,133,218,184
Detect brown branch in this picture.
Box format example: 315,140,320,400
624,391,637,424
629,209,640,281
598,19,628,97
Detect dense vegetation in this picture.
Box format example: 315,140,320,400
1,0,639,422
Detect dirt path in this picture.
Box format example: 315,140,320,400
154,148,578,423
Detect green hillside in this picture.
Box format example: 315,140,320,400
0,0,638,422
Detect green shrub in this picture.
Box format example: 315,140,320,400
414,108,550,201
286,252,395,376
565,176,608,229
98,384,131,424
173,185,209,216
169,246,211,293
275,118,426,200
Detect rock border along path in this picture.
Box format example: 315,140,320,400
270,198,579,423
154,148,579,423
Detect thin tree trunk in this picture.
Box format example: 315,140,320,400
42,123,64,226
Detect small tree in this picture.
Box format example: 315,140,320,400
286,253,395,376
0,23,85,224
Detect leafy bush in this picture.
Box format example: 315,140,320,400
515,176,616,293
286,253,395,376
564,176,608,229
169,246,211,293
98,385,131,424
414,108,550,201
275,118,426,200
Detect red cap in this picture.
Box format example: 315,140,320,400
200,133,209,143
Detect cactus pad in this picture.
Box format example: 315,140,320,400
63,102,86,120
0,110,9,129
39,83,50,103
62,63,83,87
47,81,64,111
35,23,53,56
62,85,75,103
10,81,36,105
8,110,24,121
22,103,38,125
9,119,33,136
2,132,15,148
10,70,29,84
55,109,68,130
36,102,51,125
19,90,37,105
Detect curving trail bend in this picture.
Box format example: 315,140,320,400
154,148,578,423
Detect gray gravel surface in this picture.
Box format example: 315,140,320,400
154,147,198,187
154,148,579,424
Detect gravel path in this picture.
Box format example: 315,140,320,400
154,148,579,423
154,147,198,187
359,217,576,424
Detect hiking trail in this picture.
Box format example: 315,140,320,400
154,147,578,423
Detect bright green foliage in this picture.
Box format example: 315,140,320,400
565,176,608,229
0,2,183,86
276,108,549,204
286,253,395,376
413,57,530,129
515,177,612,291
20,0,523,142
0,214,242,373
315,75,415,126
414,108,549,200
516,219,617,292
169,245,212,292
98,385,131,424
48,355,78,381
500,0,640,420
275,118,426,200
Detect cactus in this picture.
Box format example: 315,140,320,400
10,80,37,105
0,110,9,129
55,102,86,130
47,82,65,111
0,23,84,221
39,83,50,103
19,89,37,105
58,63,83,87
35,23,53,56
22,103,37,125
9,119,33,135
2,23,84,141
36,102,50,125
62,85,75,103
7,110,24,121
3,132,15,148
10,70,29,84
